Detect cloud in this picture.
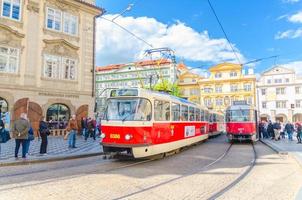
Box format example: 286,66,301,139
282,61,302,74
96,15,245,66
288,11,302,23
282,0,300,3
275,28,302,39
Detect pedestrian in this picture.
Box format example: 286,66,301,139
262,121,268,138
39,116,50,155
296,122,302,144
12,113,30,159
67,115,78,148
0,119,10,155
267,120,274,139
81,117,88,137
25,126,34,156
285,121,294,141
86,117,96,141
258,121,264,139
273,120,282,141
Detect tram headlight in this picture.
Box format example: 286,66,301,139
100,133,106,139
125,134,132,140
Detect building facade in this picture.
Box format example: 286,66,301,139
0,0,102,133
178,66,203,104
95,59,178,112
257,66,302,122
199,63,256,112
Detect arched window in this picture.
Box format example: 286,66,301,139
46,104,70,129
0,97,8,115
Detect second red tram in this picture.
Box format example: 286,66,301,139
225,101,259,142
100,88,209,158
209,111,225,137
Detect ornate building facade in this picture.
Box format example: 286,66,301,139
0,0,103,134
199,63,256,112
257,66,302,122
178,65,203,104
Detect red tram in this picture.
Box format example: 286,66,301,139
225,101,259,142
209,111,225,137
100,88,209,158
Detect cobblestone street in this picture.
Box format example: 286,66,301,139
0,135,301,200
0,136,102,163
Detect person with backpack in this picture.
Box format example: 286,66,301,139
0,119,11,156
267,120,274,139
285,121,294,141
39,116,50,155
86,117,96,141
273,120,281,141
296,122,302,144
12,113,30,159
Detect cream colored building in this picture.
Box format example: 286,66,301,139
0,0,103,133
199,63,256,112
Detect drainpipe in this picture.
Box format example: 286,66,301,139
92,10,105,113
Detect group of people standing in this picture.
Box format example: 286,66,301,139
0,113,101,159
259,120,302,143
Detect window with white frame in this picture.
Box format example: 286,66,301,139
0,46,19,73
216,98,223,106
230,84,238,92
63,12,78,35
296,86,301,94
261,89,266,95
262,102,266,109
1,0,21,21
46,7,62,31
296,100,301,108
204,87,212,93
230,71,237,77
44,55,76,80
46,7,78,36
244,83,252,91
276,87,285,95
215,85,222,93
204,98,212,107
276,101,286,108
215,73,222,78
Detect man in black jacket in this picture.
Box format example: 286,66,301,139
267,120,274,139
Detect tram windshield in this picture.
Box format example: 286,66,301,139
105,98,152,121
226,109,254,122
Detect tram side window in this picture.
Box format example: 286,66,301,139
172,103,180,121
154,100,170,121
205,111,209,122
189,107,195,121
200,110,205,121
195,108,201,121
180,105,188,121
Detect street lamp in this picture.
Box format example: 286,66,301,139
111,4,134,22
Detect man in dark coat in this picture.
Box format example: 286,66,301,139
12,113,30,158
267,120,274,139
284,121,294,141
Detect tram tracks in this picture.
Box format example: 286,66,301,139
207,143,257,200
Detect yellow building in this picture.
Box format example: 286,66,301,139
199,63,256,112
178,64,203,104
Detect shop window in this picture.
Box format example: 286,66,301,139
46,104,70,129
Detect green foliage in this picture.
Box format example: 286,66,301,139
153,80,181,97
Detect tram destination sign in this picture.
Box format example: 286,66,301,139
232,100,248,105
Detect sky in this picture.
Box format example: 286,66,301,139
95,0,302,75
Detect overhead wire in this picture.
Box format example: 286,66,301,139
207,0,242,65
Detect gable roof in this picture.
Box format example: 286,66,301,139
261,65,295,75
96,59,172,72
209,62,242,72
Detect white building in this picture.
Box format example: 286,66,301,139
257,66,302,122
95,59,178,112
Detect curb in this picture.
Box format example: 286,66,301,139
0,152,104,167
260,139,302,168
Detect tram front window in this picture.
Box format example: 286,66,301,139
226,110,254,122
105,98,151,121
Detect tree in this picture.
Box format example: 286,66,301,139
153,79,181,97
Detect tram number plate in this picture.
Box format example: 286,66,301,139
110,134,120,139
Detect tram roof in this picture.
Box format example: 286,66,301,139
109,88,208,110
226,104,256,110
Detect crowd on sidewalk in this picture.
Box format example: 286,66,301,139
259,120,302,144
0,113,101,160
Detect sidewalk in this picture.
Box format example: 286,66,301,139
261,136,302,167
0,136,103,166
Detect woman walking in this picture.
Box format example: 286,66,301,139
39,116,49,155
